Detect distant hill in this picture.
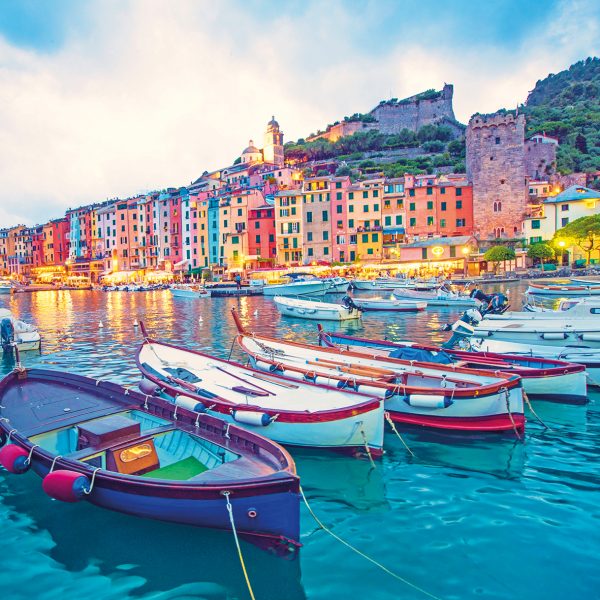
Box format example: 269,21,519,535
523,57,600,174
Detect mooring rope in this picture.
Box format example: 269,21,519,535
384,412,416,457
222,491,256,600
359,427,376,469
299,487,442,600
522,390,551,431
503,387,522,440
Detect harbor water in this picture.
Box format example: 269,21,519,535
0,282,598,600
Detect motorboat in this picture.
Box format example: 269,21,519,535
262,278,328,297
136,325,384,456
392,285,478,308
317,327,588,404
495,298,600,320
350,277,438,292
349,297,427,312
0,309,41,353
526,282,600,297
231,310,524,434
0,368,301,552
0,279,13,295
169,285,210,299
273,295,362,321
323,277,350,293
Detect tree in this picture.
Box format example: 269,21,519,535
575,133,588,153
484,245,516,273
553,214,600,263
335,165,352,176
527,242,555,267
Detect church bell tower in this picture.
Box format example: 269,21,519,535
263,116,284,167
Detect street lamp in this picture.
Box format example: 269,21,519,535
461,246,470,276
558,240,566,266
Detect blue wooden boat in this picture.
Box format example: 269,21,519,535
0,368,300,554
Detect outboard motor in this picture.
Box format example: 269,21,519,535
341,295,361,312
441,308,483,349
1,318,15,355
469,288,509,315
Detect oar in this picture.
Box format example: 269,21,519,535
214,365,275,396
249,372,299,389
307,358,396,377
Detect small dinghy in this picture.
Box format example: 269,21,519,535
0,368,300,552
169,285,210,299
136,324,383,456
526,282,600,297
350,297,426,312
392,284,478,308
317,327,588,404
231,311,524,434
0,309,41,353
494,298,600,320
273,295,362,321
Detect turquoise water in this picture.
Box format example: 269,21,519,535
0,285,599,600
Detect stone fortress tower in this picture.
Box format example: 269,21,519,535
263,116,284,167
466,112,529,239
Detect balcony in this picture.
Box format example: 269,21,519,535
356,225,383,233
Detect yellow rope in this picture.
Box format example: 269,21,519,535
522,390,551,431
384,412,416,457
300,487,443,600
359,427,377,469
222,491,256,600
503,388,522,440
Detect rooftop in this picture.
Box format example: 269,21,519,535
544,185,600,204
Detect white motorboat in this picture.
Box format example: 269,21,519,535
350,297,427,312
323,277,350,293
0,279,13,295
0,309,41,352
262,278,328,296
526,282,600,297
494,298,600,320
393,285,478,307
273,296,361,321
136,332,384,455
169,285,210,299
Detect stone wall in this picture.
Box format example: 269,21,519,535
466,112,528,239
369,84,461,136
524,139,556,179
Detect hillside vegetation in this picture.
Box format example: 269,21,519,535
523,57,600,174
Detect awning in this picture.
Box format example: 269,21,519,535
174,259,190,271
99,270,112,276
383,227,405,234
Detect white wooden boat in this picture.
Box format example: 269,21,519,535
491,298,600,320
351,278,438,292
273,296,361,321
231,311,524,433
317,328,588,403
136,327,384,456
393,286,478,307
350,297,426,312
263,279,328,296
526,282,600,297
570,277,600,286
0,309,41,352
169,285,210,299
467,337,600,388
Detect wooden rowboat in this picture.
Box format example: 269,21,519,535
231,310,524,434
349,297,427,312
0,368,300,553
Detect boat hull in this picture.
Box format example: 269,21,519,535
351,298,426,312
527,283,600,297
274,297,360,321
170,289,209,298
263,281,328,296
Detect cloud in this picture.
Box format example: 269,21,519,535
0,0,598,226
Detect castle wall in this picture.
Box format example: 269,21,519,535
524,139,556,180
466,113,528,239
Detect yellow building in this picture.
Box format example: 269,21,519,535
274,190,304,264
352,178,384,261
382,178,406,260
302,177,332,263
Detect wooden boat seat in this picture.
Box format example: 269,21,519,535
142,456,208,480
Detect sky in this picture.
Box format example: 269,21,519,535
0,0,599,227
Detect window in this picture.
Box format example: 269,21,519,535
323,231,329,241
441,202,447,211
530,236,542,244
385,216,391,226
409,217,416,226
493,201,502,213
350,235,357,245
231,236,239,244
307,232,313,241
426,188,433,196
396,215,402,225
409,189,415,197
561,204,569,211
363,205,369,213
336,192,342,201
335,182,342,189
373,190,379,197
322,211,328,222
336,205,343,214
456,200,463,209
350,250,356,261
367,248,374,255
349,192,354,200
371,233,378,242
349,205,354,213
307,247,313,256
306,211,313,223
456,218,466,227
456,188,462,197
440,187,446,195
374,204,379,212
421,248,427,259
440,219,446,228
363,191,368,199
531,219,541,230
409,202,415,211
427,201,433,210
291,207,296,215
427,216,434,226
348,219,354,228
362,234,369,243
562,217,569,227
495,137,500,144
324,247,329,255
237,208,242,216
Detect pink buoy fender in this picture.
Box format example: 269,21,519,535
0,444,31,474
43,470,90,502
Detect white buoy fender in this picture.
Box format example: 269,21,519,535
174,395,206,413
581,333,600,342
232,410,272,427
541,332,567,340
138,379,161,396
42,469,90,502
405,394,452,409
